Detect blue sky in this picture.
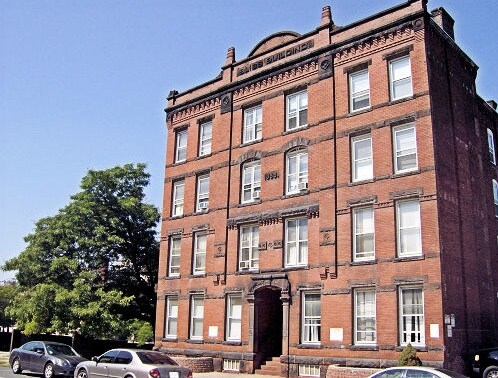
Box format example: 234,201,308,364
1,0,497,281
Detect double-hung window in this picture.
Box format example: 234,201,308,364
196,174,210,212
389,56,413,101
399,287,424,346
165,296,178,338
396,200,422,257
393,124,418,173
286,149,308,194
168,236,181,277
175,129,187,163
243,106,262,143
286,91,308,131
353,207,375,261
241,161,261,203
354,289,376,344
190,295,204,340
350,70,370,112
302,292,321,344
226,294,242,341
239,225,259,271
199,121,212,157
172,181,184,217
352,134,373,182
285,217,308,267
193,233,206,275
488,128,496,164
493,180,498,218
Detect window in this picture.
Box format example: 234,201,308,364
239,225,259,271
396,200,422,257
196,174,210,212
190,296,204,340
399,287,424,346
389,56,413,101
286,91,308,130
352,134,373,182
243,106,262,143
223,360,241,372
115,351,133,364
302,292,321,344
172,181,184,217
168,236,181,277
193,233,206,275
241,161,261,203
165,296,178,338
285,217,308,267
286,148,308,194
493,180,498,218
353,207,375,261
175,129,187,163
393,124,418,173
488,128,496,164
350,69,370,112
226,294,242,341
354,289,376,344
299,364,320,377
199,121,212,156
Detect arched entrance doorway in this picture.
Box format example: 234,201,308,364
254,287,282,362
247,274,290,370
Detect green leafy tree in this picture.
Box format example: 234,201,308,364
0,281,17,328
2,164,159,338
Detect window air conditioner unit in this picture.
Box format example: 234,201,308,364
198,202,208,210
252,190,261,199
298,181,308,191
239,261,249,270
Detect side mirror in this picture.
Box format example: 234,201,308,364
36,349,44,355
91,356,99,362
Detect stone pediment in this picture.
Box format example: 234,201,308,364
248,31,301,57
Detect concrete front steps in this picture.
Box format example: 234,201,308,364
254,357,283,376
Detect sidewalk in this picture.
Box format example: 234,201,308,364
195,373,272,377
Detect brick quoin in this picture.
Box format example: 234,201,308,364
156,1,498,377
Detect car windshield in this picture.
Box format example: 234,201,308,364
136,352,177,366
435,368,469,378
46,344,78,356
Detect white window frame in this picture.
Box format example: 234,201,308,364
286,91,308,131
396,200,422,257
243,105,262,143
193,233,206,275
199,121,212,157
226,293,242,341
353,207,375,261
165,296,178,339
175,129,187,163
285,217,308,267
393,124,418,174
351,134,373,182
241,160,261,203
389,55,413,101
190,295,204,340
168,236,181,277
354,288,376,345
239,225,259,271
172,181,184,217
301,291,321,344
298,364,320,377
286,148,308,195
493,180,498,218
350,69,370,112
196,174,210,212
488,128,496,165
399,287,425,346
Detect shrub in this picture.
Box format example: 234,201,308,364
398,344,422,366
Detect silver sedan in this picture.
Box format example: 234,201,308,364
74,349,192,378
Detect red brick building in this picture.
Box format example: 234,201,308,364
155,0,498,376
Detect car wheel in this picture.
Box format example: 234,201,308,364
11,358,22,374
44,362,55,378
77,368,88,378
484,366,498,378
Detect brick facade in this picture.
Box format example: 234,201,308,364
155,1,498,376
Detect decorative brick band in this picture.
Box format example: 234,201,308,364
171,357,214,373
